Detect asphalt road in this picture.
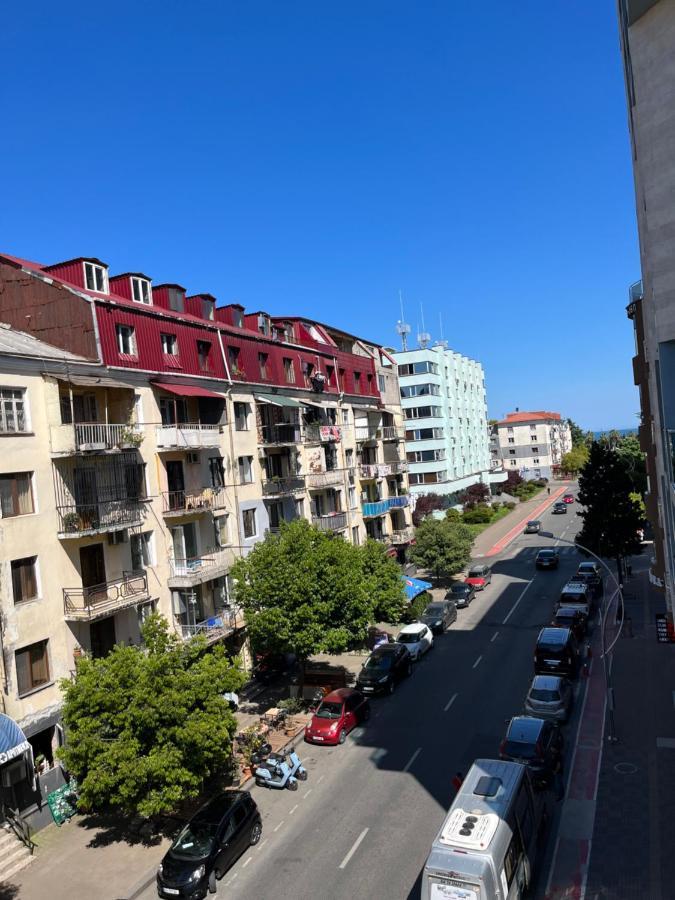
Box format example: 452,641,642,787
144,487,586,900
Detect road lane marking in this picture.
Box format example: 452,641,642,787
303,788,312,799
257,840,267,852
243,857,252,868
472,655,483,669
317,774,325,784
444,693,458,712
502,578,536,624
273,820,284,832
289,804,298,815
403,746,422,772
491,631,499,642
339,828,369,869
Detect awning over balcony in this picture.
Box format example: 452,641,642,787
54,374,137,390
254,393,302,408
402,576,432,601
152,381,224,399
0,713,31,766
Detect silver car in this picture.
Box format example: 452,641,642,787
524,674,573,722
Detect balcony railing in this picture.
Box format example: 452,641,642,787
179,607,246,643
57,500,147,537
162,487,226,514
261,476,306,496
359,464,379,479
389,461,408,474
388,527,414,545
63,572,149,621
258,423,302,445
156,423,222,449
362,496,409,517
303,424,343,443
168,547,236,584
50,422,145,454
388,495,409,508
359,461,408,478
381,426,404,441
355,426,381,442
306,469,344,488
311,511,348,532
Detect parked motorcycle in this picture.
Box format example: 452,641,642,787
250,742,273,769
254,750,308,791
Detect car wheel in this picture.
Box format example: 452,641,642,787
388,679,396,695
208,870,217,894
214,866,224,882
338,729,347,744
250,821,262,845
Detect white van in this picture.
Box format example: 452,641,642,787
557,581,592,617
421,759,549,899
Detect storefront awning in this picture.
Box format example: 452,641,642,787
402,576,433,601
0,714,31,766
254,393,302,409
54,374,138,390
151,381,224,400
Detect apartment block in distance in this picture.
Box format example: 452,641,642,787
492,410,572,480
0,250,411,828
393,343,505,500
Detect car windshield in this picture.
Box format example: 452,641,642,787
171,820,218,859
468,568,484,577
425,605,444,616
398,632,421,644
530,689,560,702
450,585,469,594
315,701,343,719
364,654,391,670
503,740,537,759
527,521,538,527
539,551,555,558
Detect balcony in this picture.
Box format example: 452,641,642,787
311,511,348,532
355,426,381,443
359,461,408,479
306,469,344,489
57,500,147,538
63,572,150,621
388,461,408,474
162,487,226,515
261,476,306,496
388,495,409,509
387,527,414,545
381,426,404,441
168,547,236,588
362,496,409,517
50,422,144,455
303,424,343,443
359,464,379,479
179,607,246,644
258,423,302,445
156,423,222,449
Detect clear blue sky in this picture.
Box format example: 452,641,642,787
0,1,639,430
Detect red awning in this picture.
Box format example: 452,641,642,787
151,381,224,400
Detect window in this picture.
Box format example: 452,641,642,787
283,357,295,383
234,402,249,431
12,557,38,603
531,434,538,442
345,448,354,467
352,526,360,546
349,486,357,508
209,457,225,488
404,406,443,420
168,288,184,312
84,262,107,293
228,346,242,375
131,532,155,570
238,456,253,484
509,449,516,455
258,352,269,379
197,341,212,372
232,308,244,328
161,333,178,355
367,374,374,392
15,640,50,696
202,299,214,320
131,277,151,304
508,437,515,444
242,508,257,538
378,374,386,393
116,324,137,356
533,458,540,464
510,459,517,466
0,473,34,517
0,387,27,433
354,372,361,393
507,426,514,433
214,514,230,547
502,831,524,890
326,365,335,386
532,447,539,454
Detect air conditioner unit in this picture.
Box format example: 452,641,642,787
108,529,128,546
186,452,199,465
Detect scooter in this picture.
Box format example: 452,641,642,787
250,742,273,768
254,750,308,791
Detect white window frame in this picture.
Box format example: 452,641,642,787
84,262,108,293
161,333,178,355
214,513,230,547
116,324,137,356
131,532,155,570
0,387,29,433
131,276,152,304
238,456,253,484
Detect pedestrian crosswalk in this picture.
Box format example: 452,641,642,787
518,546,580,558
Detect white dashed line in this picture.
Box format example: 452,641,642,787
491,631,499,642
273,820,284,832
317,774,325,784
444,693,458,712
472,655,483,669
257,840,267,852
339,828,369,869
403,746,422,772
243,857,252,868
289,804,298,815
303,788,313,799
502,578,535,624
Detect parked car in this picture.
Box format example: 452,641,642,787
396,623,433,661
551,606,587,641
576,561,603,597
524,520,541,534
536,549,559,570
534,626,581,678
420,600,457,634
465,564,492,590
552,502,567,515
445,583,475,608
563,493,575,504
524,674,573,722
304,688,370,746
157,791,261,898
499,716,564,788
558,581,593,617
355,643,413,695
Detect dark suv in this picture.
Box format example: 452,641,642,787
157,792,262,898
356,643,412,695
499,716,564,788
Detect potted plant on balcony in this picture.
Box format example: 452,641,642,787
118,427,144,450
63,511,81,533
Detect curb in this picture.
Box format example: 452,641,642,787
483,484,569,557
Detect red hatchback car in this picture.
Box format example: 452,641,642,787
563,493,575,504
304,688,370,746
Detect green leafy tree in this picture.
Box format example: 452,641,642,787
615,434,647,495
231,519,373,658
360,538,408,623
58,615,244,817
410,518,473,579
561,444,589,475
567,418,586,447
576,442,644,581
412,492,445,526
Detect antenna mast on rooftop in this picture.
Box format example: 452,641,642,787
418,302,431,349
395,289,411,351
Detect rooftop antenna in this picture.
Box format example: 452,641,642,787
395,289,411,351
418,302,431,349
434,311,448,349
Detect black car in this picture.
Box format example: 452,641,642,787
536,549,559,570
445,583,475,608
356,643,412,695
499,716,564,788
576,562,604,598
157,792,262,899
524,520,541,534
552,502,567,514
551,606,587,641
534,626,581,678
421,600,457,634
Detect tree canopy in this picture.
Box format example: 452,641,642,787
614,434,647,495
412,492,445,526
460,482,490,508
410,517,474,578
231,520,405,657
58,615,244,818
567,418,586,448
561,444,589,475
576,442,644,563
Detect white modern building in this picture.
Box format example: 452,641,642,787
492,410,572,480
393,343,504,499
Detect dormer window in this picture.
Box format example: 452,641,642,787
202,299,214,321
84,262,107,293
168,288,184,313
233,309,244,328
131,277,151,304
257,315,269,336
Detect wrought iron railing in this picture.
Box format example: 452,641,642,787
381,425,404,441
303,424,343,443
261,476,306,496
63,572,149,620
354,426,381,442
257,423,302,444
162,487,225,513
179,607,246,641
311,511,348,531
5,807,35,854
57,500,147,535
169,547,235,579
306,469,344,488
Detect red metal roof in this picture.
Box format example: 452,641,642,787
150,381,224,399
498,410,562,425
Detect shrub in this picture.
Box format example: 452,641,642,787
405,592,432,623
445,508,461,521
504,501,516,510
462,504,493,524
